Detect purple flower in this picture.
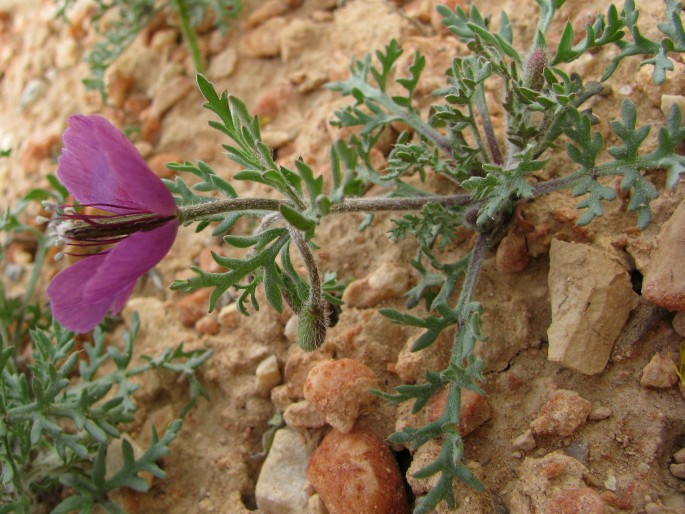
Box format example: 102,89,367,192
47,115,178,333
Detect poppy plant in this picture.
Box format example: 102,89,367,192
47,115,178,333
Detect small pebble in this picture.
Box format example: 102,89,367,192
674,447,685,464
175,289,211,328
283,400,326,430
640,353,678,389
342,262,410,308
588,405,612,420
512,429,537,451
672,312,685,336
195,315,220,335
669,462,685,479
530,389,592,437
218,303,241,329
255,355,281,396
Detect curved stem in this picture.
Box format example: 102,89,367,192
289,227,321,307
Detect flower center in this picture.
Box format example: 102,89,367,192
50,204,177,247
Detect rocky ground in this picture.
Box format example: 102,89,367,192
2,0,685,513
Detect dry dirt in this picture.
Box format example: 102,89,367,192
2,0,685,513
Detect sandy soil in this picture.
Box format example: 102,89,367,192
2,0,685,513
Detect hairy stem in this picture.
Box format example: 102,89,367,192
473,85,503,165
178,194,474,223
454,232,488,317
289,227,321,306
172,0,205,73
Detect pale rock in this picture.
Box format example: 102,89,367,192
547,239,638,374
643,199,685,311
54,38,79,68
255,354,282,395
255,428,310,514
512,429,537,451
640,353,678,389
284,315,298,344
307,426,410,514
331,0,414,58
673,447,685,464
669,463,685,480
661,94,685,119
588,405,612,420
19,79,47,110
280,18,322,63
218,303,241,329
303,358,377,432
394,329,452,383
150,74,194,118
342,262,410,308
307,494,328,514
243,0,289,28
509,452,596,514
207,47,238,80
283,400,326,430
530,389,592,437
241,17,288,58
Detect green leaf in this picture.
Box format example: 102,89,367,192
279,204,316,232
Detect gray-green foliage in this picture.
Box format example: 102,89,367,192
0,314,210,513
134,0,685,512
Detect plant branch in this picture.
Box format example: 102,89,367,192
172,0,205,73
178,194,475,224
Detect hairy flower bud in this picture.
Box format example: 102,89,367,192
297,301,328,352
524,49,547,91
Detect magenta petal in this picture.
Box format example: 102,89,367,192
47,221,177,333
85,221,177,301
47,254,118,333
57,115,176,215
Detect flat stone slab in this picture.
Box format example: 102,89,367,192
547,240,638,375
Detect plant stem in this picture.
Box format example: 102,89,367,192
289,227,321,306
454,232,488,317
177,194,474,224
172,0,205,73
473,85,503,165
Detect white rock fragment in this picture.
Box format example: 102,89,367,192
547,240,638,374
255,355,281,396
342,262,410,308
19,79,47,110
255,428,311,514
588,405,612,420
512,429,537,451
